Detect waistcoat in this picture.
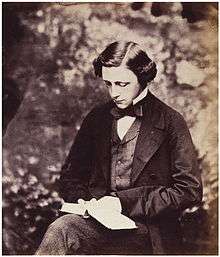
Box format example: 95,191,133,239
110,118,142,191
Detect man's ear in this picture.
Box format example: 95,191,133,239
93,57,102,77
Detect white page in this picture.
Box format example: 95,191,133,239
60,202,85,215
60,201,137,230
88,208,137,230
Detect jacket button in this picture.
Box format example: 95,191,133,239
149,173,157,180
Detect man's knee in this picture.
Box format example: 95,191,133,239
36,214,83,255
47,214,82,234
44,214,102,254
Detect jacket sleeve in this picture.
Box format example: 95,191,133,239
57,111,95,203
117,113,203,221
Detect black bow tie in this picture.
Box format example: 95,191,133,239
110,104,143,120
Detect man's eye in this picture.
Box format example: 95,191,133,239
116,82,130,87
104,81,112,87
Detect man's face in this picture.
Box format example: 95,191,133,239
102,66,142,109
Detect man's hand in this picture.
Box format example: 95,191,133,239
77,198,90,218
77,196,122,215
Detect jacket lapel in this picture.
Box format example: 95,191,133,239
96,105,113,183
131,92,166,184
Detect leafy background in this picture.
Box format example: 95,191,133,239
3,2,218,254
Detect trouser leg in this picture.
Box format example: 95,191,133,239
35,214,107,255
36,214,152,255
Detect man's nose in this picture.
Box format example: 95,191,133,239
111,85,120,99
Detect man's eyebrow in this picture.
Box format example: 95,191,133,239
103,80,130,84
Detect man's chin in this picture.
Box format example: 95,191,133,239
115,102,130,109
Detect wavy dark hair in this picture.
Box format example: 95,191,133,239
93,41,157,88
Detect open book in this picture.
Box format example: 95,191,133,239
60,197,137,230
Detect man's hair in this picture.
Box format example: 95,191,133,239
93,41,157,88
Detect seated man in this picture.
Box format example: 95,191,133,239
36,41,202,255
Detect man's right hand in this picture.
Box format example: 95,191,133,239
77,198,90,218
77,198,98,218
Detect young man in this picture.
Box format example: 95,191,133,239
36,41,202,255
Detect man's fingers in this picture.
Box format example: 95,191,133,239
90,198,97,203
77,198,85,204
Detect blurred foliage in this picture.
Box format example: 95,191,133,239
3,173,61,254
2,2,218,254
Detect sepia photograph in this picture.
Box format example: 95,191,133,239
2,2,218,255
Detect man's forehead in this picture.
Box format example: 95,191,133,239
102,66,136,82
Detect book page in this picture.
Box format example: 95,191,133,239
60,202,85,215
88,208,137,230
60,201,137,230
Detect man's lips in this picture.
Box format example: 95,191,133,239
114,100,124,104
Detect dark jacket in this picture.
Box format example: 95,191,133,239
58,91,202,254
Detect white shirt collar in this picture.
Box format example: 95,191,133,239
133,87,148,105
